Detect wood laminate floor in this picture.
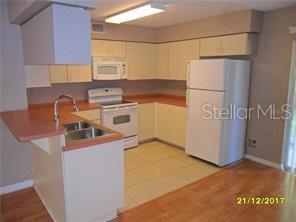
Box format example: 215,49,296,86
1,160,295,222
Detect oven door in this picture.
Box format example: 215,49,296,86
93,63,121,80
101,106,138,137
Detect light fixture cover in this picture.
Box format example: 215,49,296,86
105,2,165,24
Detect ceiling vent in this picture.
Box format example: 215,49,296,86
91,22,105,33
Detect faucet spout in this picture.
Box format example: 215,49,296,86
54,95,79,122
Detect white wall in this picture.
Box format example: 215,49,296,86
0,0,32,187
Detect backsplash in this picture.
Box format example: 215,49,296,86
27,80,186,104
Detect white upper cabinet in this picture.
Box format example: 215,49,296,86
92,40,127,57
156,43,169,79
200,37,221,57
200,33,257,57
21,4,91,65
7,0,96,24
50,65,92,83
67,65,92,83
220,33,257,56
49,65,68,83
25,65,51,88
178,39,200,80
168,42,179,80
127,42,157,80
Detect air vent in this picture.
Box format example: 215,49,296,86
91,22,105,33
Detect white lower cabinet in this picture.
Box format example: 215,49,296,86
139,102,186,147
31,136,124,222
72,109,100,122
170,105,186,147
138,103,155,141
155,103,171,142
63,140,124,222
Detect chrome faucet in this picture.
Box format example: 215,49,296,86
54,95,79,122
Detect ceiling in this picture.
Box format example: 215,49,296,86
91,0,296,28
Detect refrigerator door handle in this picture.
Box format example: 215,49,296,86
187,61,190,88
186,90,189,121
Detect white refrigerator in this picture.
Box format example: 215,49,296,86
186,59,251,166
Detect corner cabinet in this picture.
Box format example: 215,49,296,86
127,42,157,80
156,43,169,79
155,103,186,147
91,40,126,57
138,103,155,141
138,102,186,148
155,103,171,142
200,33,257,57
168,42,179,80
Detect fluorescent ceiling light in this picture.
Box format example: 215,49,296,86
105,2,165,24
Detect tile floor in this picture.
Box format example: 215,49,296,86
121,141,221,211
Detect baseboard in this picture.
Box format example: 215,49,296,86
245,154,282,170
0,180,34,195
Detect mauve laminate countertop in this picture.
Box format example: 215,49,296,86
0,94,185,151
124,94,186,107
0,101,123,151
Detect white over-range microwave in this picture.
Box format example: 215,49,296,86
92,57,128,80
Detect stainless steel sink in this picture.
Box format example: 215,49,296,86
62,121,92,132
65,127,109,141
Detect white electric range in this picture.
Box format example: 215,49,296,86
88,88,138,149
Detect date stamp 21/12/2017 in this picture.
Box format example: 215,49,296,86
236,197,285,205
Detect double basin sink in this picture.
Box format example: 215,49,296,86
63,121,110,141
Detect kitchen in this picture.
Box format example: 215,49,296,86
1,1,296,222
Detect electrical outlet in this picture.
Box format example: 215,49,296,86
248,138,257,148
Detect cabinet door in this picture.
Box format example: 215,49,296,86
168,42,178,80
109,41,127,57
138,103,155,141
91,40,109,56
67,65,92,83
156,43,169,79
155,103,171,142
73,109,100,120
25,65,51,88
178,39,199,80
221,33,255,56
170,106,186,147
50,65,68,83
127,42,156,80
200,37,221,57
